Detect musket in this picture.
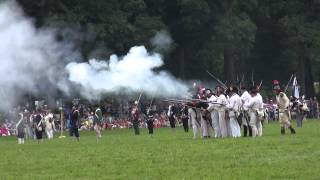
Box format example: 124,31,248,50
251,70,255,86
163,99,225,106
136,92,143,105
284,74,294,93
186,98,226,105
258,80,263,89
206,70,227,89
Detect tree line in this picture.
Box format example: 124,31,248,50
17,0,320,97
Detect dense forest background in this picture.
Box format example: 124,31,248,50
16,0,320,98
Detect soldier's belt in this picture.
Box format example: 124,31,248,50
279,109,288,113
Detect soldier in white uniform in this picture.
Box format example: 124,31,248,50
244,88,263,137
256,89,264,137
273,84,296,135
206,89,221,138
44,113,55,140
226,86,241,138
197,89,212,138
215,86,228,138
240,87,252,137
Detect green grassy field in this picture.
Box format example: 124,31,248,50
1,120,320,180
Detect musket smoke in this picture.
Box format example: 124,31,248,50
151,30,173,53
0,1,188,110
0,1,73,110
66,46,188,99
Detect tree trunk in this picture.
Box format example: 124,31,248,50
224,47,235,83
298,45,315,98
178,46,185,79
303,50,315,98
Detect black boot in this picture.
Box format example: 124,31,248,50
243,126,248,137
281,127,285,135
289,126,296,134
248,126,253,137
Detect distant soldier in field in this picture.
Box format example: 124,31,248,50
16,112,25,144
34,109,44,143
206,89,221,138
273,82,296,135
215,86,228,138
180,105,189,133
44,112,55,140
240,86,252,137
187,88,202,139
146,106,155,135
293,98,309,127
70,106,81,141
255,86,264,137
244,87,263,137
131,101,140,135
94,106,103,139
188,104,201,139
167,104,177,132
197,88,211,138
226,86,241,138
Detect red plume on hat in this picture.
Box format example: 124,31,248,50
198,85,206,94
273,80,281,91
273,80,280,85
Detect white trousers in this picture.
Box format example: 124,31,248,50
229,116,241,138
249,111,258,137
18,138,25,144
46,129,54,139
189,108,201,139
201,117,211,137
218,111,228,138
257,120,262,137
211,111,221,138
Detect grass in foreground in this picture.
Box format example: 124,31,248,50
0,120,320,180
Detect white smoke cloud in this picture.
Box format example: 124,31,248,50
151,30,173,52
66,46,188,99
0,1,188,110
0,1,73,110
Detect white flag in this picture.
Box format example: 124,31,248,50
292,76,299,98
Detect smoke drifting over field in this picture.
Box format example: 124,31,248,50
66,46,188,100
0,1,188,109
0,1,74,110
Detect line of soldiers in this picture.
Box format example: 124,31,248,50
112,80,298,138
175,81,297,139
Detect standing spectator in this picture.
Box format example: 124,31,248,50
70,106,80,141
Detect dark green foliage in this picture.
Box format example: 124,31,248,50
15,0,320,97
